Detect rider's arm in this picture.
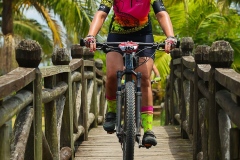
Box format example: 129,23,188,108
151,0,175,53
86,11,108,51
87,11,108,37
85,0,112,51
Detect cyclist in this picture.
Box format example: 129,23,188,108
84,0,177,148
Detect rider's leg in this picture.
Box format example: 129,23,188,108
103,51,123,132
135,57,157,146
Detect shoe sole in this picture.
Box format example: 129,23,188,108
107,131,115,134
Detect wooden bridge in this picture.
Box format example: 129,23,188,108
0,37,240,160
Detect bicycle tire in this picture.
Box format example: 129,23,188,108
123,81,136,160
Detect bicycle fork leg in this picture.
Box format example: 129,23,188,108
135,72,143,147
116,71,123,141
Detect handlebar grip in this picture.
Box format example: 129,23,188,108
80,38,85,46
176,40,180,48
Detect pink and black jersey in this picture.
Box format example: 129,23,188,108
98,0,166,34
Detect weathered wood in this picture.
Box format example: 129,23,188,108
15,39,42,68
194,45,210,64
198,98,209,160
69,59,82,72
84,71,94,79
0,67,35,99
75,126,193,159
42,132,53,160
174,68,181,78
182,56,195,69
218,109,231,160
34,68,42,160
42,81,68,103
71,71,81,82
72,82,78,133
44,76,59,160
52,48,70,65
198,80,209,99
87,80,94,116
40,65,70,78
73,126,85,142
208,66,221,160
170,48,182,59
230,128,240,160
75,82,82,126
173,58,181,65
92,59,98,127
56,95,66,147
84,60,94,67
183,69,194,82
197,64,210,82
0,90,33,127
81,59,88,140
60,71,74,159
11,106,34,160
60,147,72,160
215,90,240,128
0,121,11,159
215,68,240,97
180,37,194,56
71,44,84,58
209,40,234,67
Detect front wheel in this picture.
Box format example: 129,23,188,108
123,81,136,160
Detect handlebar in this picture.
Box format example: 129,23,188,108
80,38,173,51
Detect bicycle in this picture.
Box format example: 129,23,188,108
80,39,175,160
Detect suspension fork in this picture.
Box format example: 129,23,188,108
135,72,142,143
116,71,123,137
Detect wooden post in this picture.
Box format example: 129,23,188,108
15,39,42,160
53,48,74,159
80,49,89,140
193,45,210,160
0,121,11,159
44,75,59,160
95,59,105,123
71,44,84,132
208,40,234,160
180,37,194,138
91,51,98,127
230,128,240,160
169,48,181,125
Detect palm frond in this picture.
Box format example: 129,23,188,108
13,17,53,54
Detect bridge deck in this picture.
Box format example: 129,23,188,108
75,125,193,160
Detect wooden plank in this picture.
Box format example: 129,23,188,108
69,59,82,72
75,126,193,160
40,65,70,78
0,67,35,99
215,68,240,97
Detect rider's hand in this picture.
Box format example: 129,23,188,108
84,35,96,52
165,36,177,53
154,76,161,82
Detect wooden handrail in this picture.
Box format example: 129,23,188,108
165,37,240,160
0,41,106,159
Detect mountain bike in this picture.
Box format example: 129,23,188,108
80,39,172,160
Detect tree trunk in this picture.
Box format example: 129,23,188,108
1,0,17,75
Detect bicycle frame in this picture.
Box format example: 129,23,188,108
116,44,143,148
80,39,169,159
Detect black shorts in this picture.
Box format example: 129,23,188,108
106,33,156,59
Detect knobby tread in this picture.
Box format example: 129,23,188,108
123,81,136,160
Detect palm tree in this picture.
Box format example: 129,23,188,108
0,0,98,75
165,0,240,72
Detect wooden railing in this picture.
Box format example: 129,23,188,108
0,39,106,160
165,37,240,160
